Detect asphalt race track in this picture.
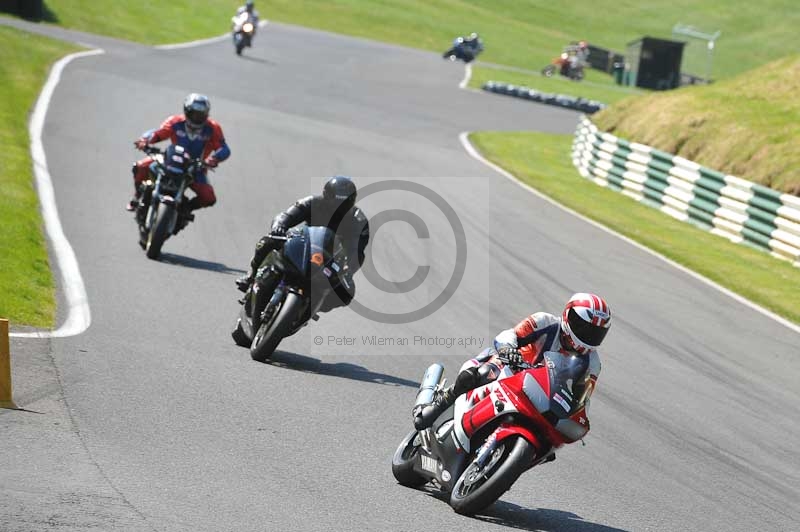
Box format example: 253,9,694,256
1,19,799,532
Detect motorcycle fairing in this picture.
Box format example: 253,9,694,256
413,419,468,493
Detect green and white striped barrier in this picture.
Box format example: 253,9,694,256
572,116,800,266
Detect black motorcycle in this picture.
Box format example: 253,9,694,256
443,37,483,63
232,12,256,55
232,225,350,362
133,144,205,260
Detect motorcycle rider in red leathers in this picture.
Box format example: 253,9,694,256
412,293,611,447
127,93,230,213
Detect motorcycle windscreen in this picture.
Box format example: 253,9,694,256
305,226,336,270
543,351,590,418
283,229,309,276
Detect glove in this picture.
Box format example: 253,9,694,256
204,156,219,168
497,345,524,366
134,138,148,150
270,225,287,237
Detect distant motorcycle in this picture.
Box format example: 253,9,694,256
392,350,593,515
232,11,256,55
542,49,585,80
232,225,351,362
133,143,206,260
443,36,483,63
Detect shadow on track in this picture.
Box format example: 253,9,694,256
238,54,275,66
265,350,418,388
476,501,631,532
160,252,246,275
408,488,629,532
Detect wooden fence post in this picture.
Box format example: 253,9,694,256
0,319,17,409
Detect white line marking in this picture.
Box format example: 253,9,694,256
458,131,800,336
459,63,472,89
155,20,269,50
11,50,104,339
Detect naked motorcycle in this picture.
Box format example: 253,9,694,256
133,144,205,260
392,351,593,515
232,225,351,362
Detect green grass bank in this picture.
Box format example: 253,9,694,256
0,26,81,327
592,54,800,195
29,1,800,81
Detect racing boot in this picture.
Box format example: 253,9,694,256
126,190,141,212
235,272,253,293
412,386,456,430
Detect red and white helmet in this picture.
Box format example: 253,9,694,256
560,293,611,355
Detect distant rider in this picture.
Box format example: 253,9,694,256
412,293,611,436
463,32,482,52
128,93,230,213
233,1,260,34
236,176,370,312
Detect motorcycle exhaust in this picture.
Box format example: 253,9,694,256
414,364,444,408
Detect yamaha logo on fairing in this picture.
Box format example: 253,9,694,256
421,455,438,473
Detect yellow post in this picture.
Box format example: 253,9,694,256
0,319,18,409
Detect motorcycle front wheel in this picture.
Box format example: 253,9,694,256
146,202,172,260
250,292,302,362
449,435,533,515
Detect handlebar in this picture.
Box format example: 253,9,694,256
137,144,210,170
496,354,533,370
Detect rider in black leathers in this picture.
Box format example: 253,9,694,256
236,176,369,311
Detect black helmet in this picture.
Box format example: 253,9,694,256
183,93,210,130
323,176,357,211
246,0,254,11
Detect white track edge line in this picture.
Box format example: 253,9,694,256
458,131,800,336
11,49,104,339
459,63,472,89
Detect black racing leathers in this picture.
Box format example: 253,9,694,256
249,195,369,310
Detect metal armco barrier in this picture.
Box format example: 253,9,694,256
1,319,17,409
571,116,800,266
483,81,606,114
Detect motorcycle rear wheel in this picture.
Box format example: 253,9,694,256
250,292,301,362
449,435,533,515
391,430,428,488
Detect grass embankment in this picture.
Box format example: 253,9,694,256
592,54,800,195
265,0,799,80
40,0,239,44
37,1,800,80
470,132,800,325
0,27,81,327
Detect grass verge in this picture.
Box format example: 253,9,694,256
0,26,81,327
32,1,800,81
40,0,240,44
469,131,800,325
263,0,800,81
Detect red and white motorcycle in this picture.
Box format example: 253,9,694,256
392,350,593,515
